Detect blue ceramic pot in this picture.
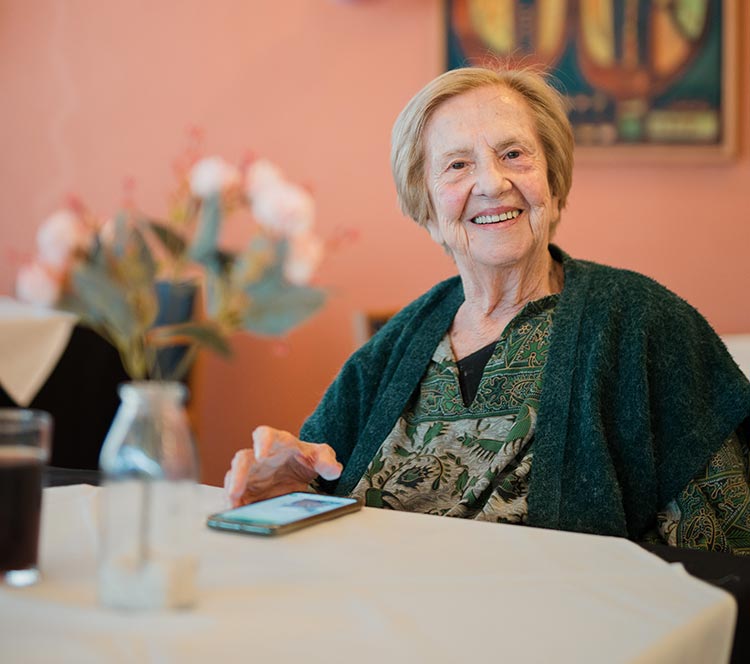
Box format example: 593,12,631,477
153,281,197,380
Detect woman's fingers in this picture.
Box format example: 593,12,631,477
310,443,343,481
253,425,299,465
224,427,343,507
253,426,343,480
225,448,255,506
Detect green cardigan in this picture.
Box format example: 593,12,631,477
301,246,750,539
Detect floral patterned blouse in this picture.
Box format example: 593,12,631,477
350,295,750,554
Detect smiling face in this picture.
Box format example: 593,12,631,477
423,84,560,275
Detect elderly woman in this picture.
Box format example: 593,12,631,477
226,67,750,552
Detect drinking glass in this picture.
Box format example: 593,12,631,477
0,409,52,587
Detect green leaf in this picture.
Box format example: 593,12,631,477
242,278,326,336
131,284,159,331
100,212,129,260
476,438,503,455
148,220,188,259
405,423,417,442
88,235,108,269
456,469,469,493
188,194,221,265
150,322,232,357
71,263,136,339
423,422,444,446
394,445,410,458
129,225,157,285
369,451,385,475
365,488,383,508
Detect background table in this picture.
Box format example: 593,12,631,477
0,325,128,470
0,484,737,663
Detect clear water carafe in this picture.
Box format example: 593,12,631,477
98,381,199,609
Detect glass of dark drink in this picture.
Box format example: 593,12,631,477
0,409,52,587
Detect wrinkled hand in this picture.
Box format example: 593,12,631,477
223,425,343,508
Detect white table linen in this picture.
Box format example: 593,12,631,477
0,297,76,406
0,484,737,663
723,334,750,379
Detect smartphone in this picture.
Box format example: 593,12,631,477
206,492,362,536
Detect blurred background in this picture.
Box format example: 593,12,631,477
2,0,748,485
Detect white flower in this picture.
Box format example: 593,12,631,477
189,156,239,198
284,232,323,285
245,159,314,237
251,181,315,237
36,209,91,269
245,159,285,196
16,262,62,307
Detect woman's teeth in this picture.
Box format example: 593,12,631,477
471,210,521,224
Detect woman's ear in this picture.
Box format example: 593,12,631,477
425,218,444,245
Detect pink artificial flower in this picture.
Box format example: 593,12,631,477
245,159,315,237
252,181,315,237
15,261,63,307
284,232,323,285
36,209,92,270
244,159,285,196
189,157,240,198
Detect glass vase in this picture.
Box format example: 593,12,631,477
97,381,200,610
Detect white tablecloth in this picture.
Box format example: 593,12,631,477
0,485,737,663
723,334,750,379
0,297,76,406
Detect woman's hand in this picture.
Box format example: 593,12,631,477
223,425,343,508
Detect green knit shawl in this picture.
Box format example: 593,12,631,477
301,246,750,539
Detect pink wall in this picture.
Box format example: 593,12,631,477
2,1,749,485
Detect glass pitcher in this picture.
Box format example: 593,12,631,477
98,381,199,610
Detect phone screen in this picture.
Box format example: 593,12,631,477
207,492,362,535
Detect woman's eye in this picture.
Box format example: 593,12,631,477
505,150,521,160
449,161,467,170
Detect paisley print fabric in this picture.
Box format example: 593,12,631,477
350,296,556,524
652,431,750,554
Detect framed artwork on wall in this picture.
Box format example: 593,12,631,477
445,0,738,163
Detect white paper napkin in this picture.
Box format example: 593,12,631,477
0,297,77,406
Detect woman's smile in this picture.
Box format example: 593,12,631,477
469,208,523,225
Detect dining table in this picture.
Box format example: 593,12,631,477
0,482,738,663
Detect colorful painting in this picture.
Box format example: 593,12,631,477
445,0,737,161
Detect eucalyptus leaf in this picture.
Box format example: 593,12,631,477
72,263,136,339
188,194,221,266
129,225,157,284
242,279,326,336
132,284,159,331
148,220,188,259
150,322,232,357
111,212,129,258
203,272,224,319
89,235,107,269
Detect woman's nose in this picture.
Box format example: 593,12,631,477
473,160,511,197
